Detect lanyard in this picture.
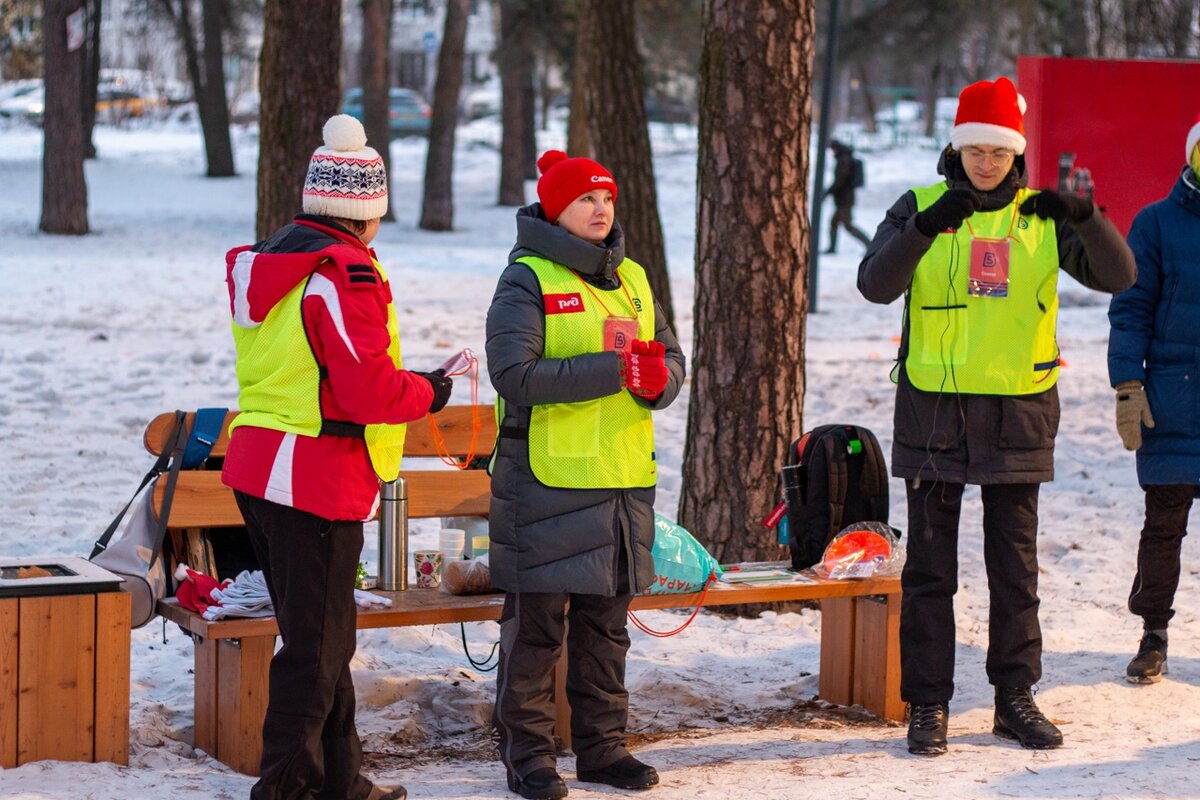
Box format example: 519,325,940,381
574,267,639,319
963,194,1021,241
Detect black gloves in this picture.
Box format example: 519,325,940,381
915,189,981,237
416,369,453,414
1019,189,1094,223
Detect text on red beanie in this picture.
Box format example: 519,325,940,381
536,150,618,223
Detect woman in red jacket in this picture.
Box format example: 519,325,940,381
222,114,450,800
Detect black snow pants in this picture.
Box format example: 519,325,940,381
235,490,374,800
1129,483,1194,631
900,479,1043,705
492,552,634,780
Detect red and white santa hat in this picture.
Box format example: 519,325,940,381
950,76,1028,156
1185,115,1200,164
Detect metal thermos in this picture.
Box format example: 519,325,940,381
378,477,408,591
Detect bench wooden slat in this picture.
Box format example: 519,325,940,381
152,469,491,527
157,575,901,641
143,405,496,460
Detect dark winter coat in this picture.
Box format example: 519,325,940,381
486,204,686,596
827,142,858,209
859,148,1136,485
1108,168,1200,486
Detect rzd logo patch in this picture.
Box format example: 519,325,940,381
544,293,585,314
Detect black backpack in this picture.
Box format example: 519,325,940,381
851,157,866,189
780,424,890,570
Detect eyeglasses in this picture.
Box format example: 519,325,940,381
960,146,1015,165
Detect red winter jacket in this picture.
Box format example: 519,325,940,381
221,216,433,521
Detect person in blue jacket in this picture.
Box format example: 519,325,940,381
1107,117,1200,685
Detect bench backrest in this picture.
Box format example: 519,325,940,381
144,406,496,526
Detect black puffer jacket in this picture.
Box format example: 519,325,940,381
485,204,686,595
858,148,1135,484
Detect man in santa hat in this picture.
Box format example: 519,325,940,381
857,77,1135,756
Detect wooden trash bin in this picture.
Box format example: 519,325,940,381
0,557,131,768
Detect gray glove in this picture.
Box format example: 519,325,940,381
1115,380,1154,451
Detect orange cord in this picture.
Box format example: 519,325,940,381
427,350,484,470
626,571,717,637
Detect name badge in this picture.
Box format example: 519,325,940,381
603,316,639,352
969,237,1010,298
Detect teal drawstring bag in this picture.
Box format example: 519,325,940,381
642,514,722,595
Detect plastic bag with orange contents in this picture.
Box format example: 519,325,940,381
815,521,903,580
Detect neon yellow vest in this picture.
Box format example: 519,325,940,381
518,255,657,489
905,183,1061,395
229,257,408,481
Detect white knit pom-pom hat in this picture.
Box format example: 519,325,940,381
1185,115,1200,166
302,114,388,220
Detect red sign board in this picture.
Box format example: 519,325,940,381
1017,56,1200,235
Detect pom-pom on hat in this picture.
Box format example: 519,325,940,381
536,150,618,223
1185,114,1200,166
302,114,388,221
950,76,1028,156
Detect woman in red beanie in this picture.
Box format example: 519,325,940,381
485,150,685,799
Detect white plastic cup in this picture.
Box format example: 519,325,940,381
438,528,466,561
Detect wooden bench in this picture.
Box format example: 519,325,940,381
145,407,902,776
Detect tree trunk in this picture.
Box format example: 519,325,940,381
497,0,535,205
565,38,592,158
41,0,89,235
81,0,100,159
256,0,342,239
159,0,234,177
419,0,469,231
576,0,674,330
679,0,814,565
361,0,394,221
198,0,235,176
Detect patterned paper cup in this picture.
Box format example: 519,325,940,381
413,550,444,588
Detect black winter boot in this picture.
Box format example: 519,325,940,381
993,687,1062,749
577,755,659,790
1127,630,1168,684
906,702,949,756
507,767,568,800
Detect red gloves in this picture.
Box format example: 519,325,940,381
619,339,669,400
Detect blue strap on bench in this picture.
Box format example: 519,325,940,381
182,407,228,469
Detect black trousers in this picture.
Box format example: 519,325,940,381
900,479,1042,704
1129,483,1194,631
828,206,872,250
493,558,634,779
235,491,373,800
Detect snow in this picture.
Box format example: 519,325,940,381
1,116,1198,800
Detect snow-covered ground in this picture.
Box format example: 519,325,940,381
0,115,1197,800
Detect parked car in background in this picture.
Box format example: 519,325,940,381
342,87,431,138
644,92,694,125
95,87,148,122
0,81,44,123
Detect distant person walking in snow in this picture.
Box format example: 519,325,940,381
486,150,685,799
823,139,872,253
222,114,450,800
857,77,1134,756
1107,117,1200,685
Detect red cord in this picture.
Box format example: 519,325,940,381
428,350,483,470
626,571,717,637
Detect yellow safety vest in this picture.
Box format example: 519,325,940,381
905,182,1061,395
518,255,657,489
229,257,408,481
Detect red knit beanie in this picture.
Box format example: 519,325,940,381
536,150,618,223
